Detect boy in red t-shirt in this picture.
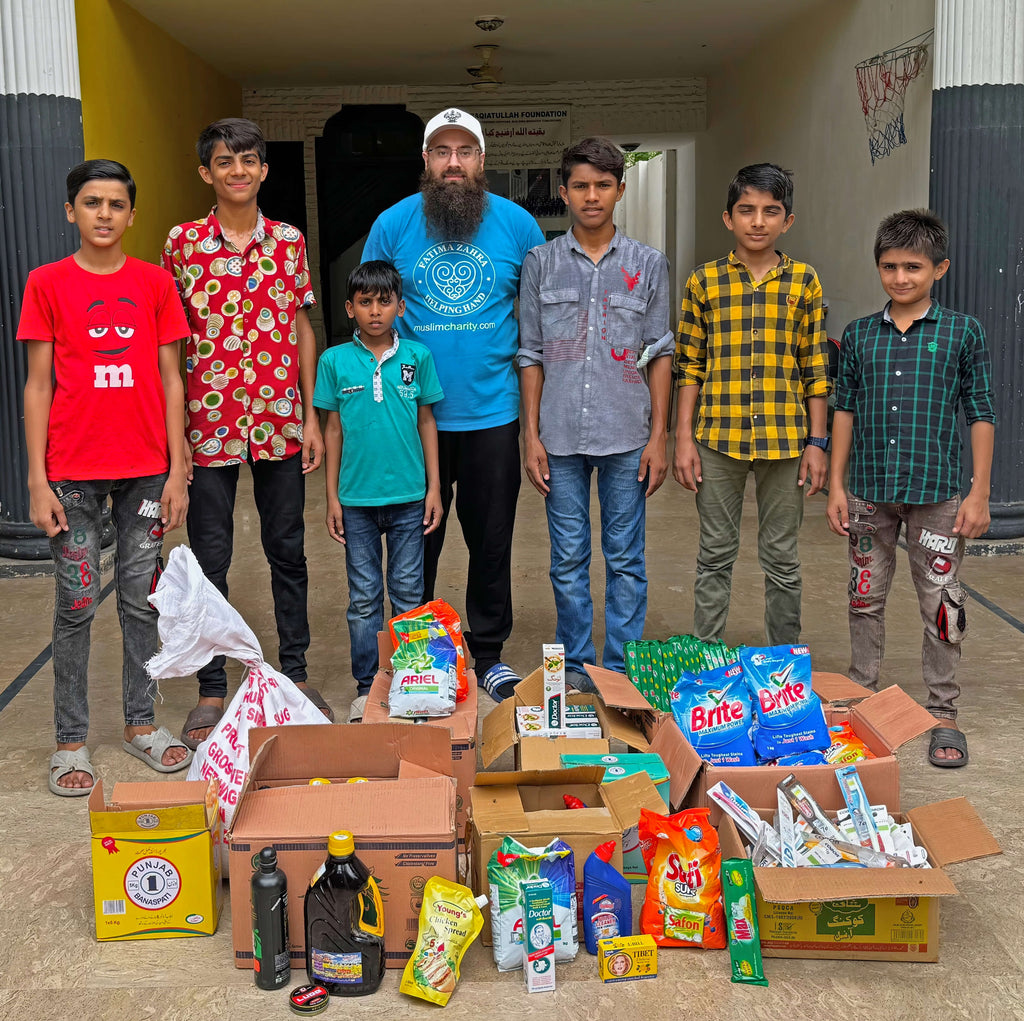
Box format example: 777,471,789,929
20,159,194,795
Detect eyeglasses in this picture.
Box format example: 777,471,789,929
426,146,481,161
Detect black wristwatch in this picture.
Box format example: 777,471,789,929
805,435,829,450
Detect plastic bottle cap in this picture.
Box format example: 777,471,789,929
346,777,369,783
594,841,617,863
327,831,355,857
308,778,332,786
257,846,278,870
289,984,329,1015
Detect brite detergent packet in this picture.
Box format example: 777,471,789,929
739,645,829,760
670,663,755,766
487,837,578,972
389,618,458,717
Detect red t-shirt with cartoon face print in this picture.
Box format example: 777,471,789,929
17,255,188,481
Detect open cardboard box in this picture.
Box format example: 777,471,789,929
480,666,649,772
584,665,939,813
468,766,665,944
362,631,477,853
227,723,457,970
716,796,1001,962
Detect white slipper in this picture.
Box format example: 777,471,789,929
122,726,193,773
49,747,96,797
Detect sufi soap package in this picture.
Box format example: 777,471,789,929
739,645,829,760
670,663,755,766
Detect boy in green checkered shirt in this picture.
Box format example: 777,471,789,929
826,209,995,769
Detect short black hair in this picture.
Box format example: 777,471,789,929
560,137,625,185
197,118,266,167
874,209,949,265
726,163,794,216
66,159,136,208
347,260,403,303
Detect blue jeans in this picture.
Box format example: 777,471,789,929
545,449,647,679
342,500,426,694
48,474,167,743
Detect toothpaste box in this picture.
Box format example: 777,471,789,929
542,644,566,734
597,934,658,982
521,878,556,993
517,705,602,740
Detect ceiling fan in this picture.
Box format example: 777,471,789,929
466,44,503,91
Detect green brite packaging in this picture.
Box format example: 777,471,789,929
582,842,632,955
670,663,756,766
739,645,829,760
721,858,768,986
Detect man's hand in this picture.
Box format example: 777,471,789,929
423,487,443,535
672,436,702,492
29,484,68,538
326,499,345,544
640,435,668,497
798,444,828,495
302,417,324,474
954,490,990,538
524,435,551,495
160,472,189,532
826,486,850,537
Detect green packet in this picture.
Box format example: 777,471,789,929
721,858,768,986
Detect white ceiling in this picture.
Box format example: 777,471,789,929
121,0,827,88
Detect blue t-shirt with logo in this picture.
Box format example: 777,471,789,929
362,193,544,431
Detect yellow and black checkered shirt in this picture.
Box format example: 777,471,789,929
674,251,830,460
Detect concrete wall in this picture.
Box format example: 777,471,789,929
695,0,935,335
76,0,241,262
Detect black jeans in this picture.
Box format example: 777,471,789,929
424,420,521,674
187,453,309,697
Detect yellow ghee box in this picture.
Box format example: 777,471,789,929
597,934,658,982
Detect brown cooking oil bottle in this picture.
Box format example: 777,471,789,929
304,831,385,995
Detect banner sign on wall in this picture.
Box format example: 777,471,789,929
474,107,572,168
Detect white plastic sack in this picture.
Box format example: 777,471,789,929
147,546,330,863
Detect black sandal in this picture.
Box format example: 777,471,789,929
928,726,968,769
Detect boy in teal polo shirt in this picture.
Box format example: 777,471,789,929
314,261,444,721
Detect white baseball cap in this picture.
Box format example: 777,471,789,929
422,108,486,153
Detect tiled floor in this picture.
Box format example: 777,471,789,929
2,444,1022,1020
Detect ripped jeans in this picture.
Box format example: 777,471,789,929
846,495,968,720
49,475,167,743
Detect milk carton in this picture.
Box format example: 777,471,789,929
542,645,566,735
521,878,556,993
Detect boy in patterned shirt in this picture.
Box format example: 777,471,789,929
162,118,332,747
826,209,995,768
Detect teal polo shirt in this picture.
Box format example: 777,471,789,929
313,331,443,506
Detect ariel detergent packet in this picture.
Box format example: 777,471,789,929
739,645,829,760
670,663,755,766
389,618,458,717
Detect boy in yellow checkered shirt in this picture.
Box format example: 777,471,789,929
673,163,830,644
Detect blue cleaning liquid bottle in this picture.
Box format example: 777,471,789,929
582,841,632,955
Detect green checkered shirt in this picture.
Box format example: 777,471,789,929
835,301,995,504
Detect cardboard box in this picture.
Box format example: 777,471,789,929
468,766,664,944
716,796,1001,962
227,723,457,970
584,665,938,814
89,779,221,941
363,631,477,852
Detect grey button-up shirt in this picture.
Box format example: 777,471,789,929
517,228,674,456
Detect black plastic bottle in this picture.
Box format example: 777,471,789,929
304,831,385,996
251,846,290,990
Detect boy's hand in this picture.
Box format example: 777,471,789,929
673,436,702,491
302,416,324,474
954,491,990,538
160,472,189,532
640,435,668,497
798,445,827,495
423,488,443,535
29,484,68,537
524,435,551,495
326,499,345,545
826,486,850,536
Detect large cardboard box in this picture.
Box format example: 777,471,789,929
585,665,938,814
468,766,664,944
716,797,1001,962
227,723,457,970
89,779,221,941
363,631,477,852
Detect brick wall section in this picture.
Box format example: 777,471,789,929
244,79,706,344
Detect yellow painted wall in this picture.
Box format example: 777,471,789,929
76,0,241,263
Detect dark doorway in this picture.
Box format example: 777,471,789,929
260,141,307,236
315,104,424,345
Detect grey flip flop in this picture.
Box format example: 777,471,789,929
123,726,194,773
49,747,96,797
299,685,336,722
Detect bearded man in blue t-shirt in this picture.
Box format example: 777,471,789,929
363,108,545,702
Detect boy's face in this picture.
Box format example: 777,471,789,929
65,180,135,249
559,162,624,231
199,141,267,205
877,247,949,308
723,187,794,256
345,289,405,342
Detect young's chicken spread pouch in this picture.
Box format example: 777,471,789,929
670,663,755,766
638,808,726,949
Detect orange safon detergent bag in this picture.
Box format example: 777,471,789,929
638,807,726,949
389,599,469,701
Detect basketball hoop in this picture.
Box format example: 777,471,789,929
855,30,933,164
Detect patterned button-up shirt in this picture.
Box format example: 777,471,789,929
162,209,315,466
